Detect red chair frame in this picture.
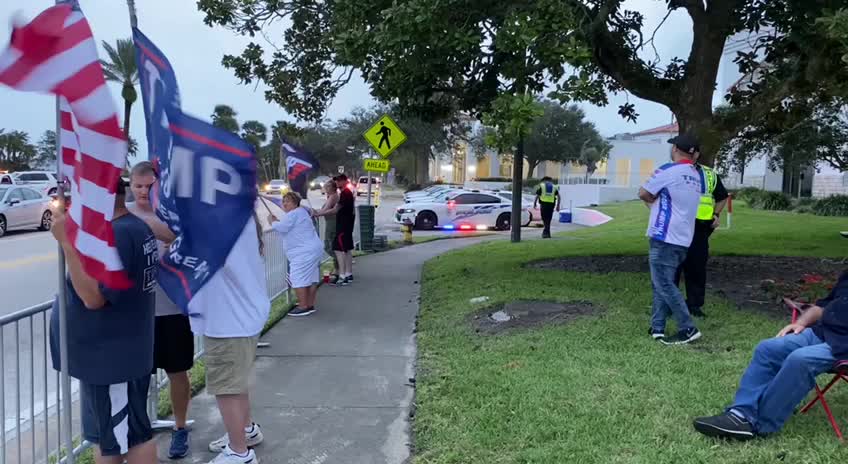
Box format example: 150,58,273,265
788,300,848,441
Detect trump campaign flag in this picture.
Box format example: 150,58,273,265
0,2,130,289
134,28,257,313
283,141,319,197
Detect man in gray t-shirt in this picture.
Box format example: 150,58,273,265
127,161,194,459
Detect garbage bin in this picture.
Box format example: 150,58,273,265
357,205,376,250
559,210,572,223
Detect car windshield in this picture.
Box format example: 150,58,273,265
269,180,285,185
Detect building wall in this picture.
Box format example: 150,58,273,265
812,163,848,198
606,138,673,187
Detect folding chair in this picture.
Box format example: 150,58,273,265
786,299,848,441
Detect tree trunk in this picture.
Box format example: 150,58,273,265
123,99,132,141
416,153,429,185
526,158,540,179
510,137,524,243
675,108,717,167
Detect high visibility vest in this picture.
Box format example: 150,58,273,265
538,182,558,203
697,166,718,220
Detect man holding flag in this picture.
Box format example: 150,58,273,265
0,3,159,462
134,25,268,464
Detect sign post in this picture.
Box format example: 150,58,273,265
359,115,406,249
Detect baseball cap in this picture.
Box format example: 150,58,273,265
667,133,700,155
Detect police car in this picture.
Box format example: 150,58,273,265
396,190,529,231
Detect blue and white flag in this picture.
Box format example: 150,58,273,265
283,140,319,197
134,28,257,313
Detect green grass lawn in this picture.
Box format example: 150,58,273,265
414,201,848,464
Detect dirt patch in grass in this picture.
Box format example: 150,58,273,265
530,255,844,316
470,300,601,335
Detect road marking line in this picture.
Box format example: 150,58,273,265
0,253,57,270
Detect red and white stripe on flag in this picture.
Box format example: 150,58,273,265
0,4,131,289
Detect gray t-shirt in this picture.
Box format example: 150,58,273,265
155,240,182,317
50,214,157,385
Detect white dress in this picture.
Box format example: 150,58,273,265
271,207,325,288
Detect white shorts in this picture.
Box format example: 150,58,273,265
288,254,320,289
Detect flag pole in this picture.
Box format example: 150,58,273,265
54,2,73,460
127,0,138,28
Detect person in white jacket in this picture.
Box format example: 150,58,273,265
268,191,325,317
188,214,270,464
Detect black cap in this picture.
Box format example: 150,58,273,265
667,134,700,155
336,174,348,182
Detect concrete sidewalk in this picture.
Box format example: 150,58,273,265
155,236,496,463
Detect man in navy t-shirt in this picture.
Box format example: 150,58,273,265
693,272,848,440
50,179,157,462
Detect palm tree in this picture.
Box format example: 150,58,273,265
100,38,138,139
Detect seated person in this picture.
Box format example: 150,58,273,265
693,271,848,440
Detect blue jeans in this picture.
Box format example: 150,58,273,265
649,239,695,333
730,329,835,434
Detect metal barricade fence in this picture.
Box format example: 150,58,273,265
0,228,293,464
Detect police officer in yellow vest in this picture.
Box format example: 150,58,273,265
675,151,729,318
534,176,561,239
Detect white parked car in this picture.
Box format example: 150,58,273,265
0,185,52,237
494,191,542,226
1,171,60,196
396,190,529,231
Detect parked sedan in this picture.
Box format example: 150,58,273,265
0,186,52,237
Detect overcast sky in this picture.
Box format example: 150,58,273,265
0,0,700,162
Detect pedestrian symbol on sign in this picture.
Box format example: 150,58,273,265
376,122,392,150
363,114,407,158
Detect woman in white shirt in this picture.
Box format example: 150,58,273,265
269,192,325,317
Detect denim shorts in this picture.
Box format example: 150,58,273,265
81,376,152,456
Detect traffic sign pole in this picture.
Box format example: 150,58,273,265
367,158,372,207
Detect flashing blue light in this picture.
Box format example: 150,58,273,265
443,225,455,230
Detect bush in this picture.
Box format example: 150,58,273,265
732,186,764,203
750,191,792,211
791,197,817,214
813,195,848,217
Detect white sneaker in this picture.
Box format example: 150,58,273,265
208,423,264,453
208,446,259,464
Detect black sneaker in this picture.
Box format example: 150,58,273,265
690,307,707,318
289,306,316,317
693,412,755,440
328,275,341,285
340,276,352,286
660,327,701,345
649,328,665,340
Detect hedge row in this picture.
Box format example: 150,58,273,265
732,187,848,216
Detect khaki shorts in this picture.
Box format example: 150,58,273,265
204,335,259,395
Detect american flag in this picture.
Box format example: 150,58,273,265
0,3,131,289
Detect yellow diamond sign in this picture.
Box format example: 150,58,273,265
363,159,391,173
363,114,407,158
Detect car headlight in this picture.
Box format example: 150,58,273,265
263,184,270,191
398,208,416,214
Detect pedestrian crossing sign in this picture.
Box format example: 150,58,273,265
363,114,407,158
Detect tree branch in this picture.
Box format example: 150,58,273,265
578,1,680,108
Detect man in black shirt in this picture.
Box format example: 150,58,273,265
693,272,848,440
321,175,355,285
675,157,729,317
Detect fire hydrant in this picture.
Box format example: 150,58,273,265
401,218,414,244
